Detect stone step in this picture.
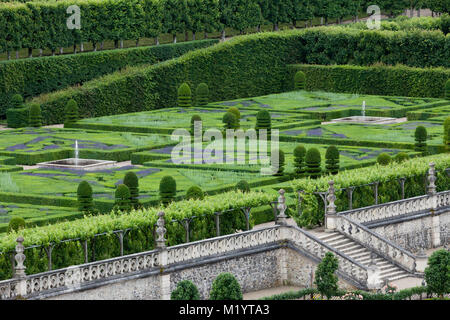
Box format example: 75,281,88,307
384,273,410,282
381,269,406,278
379,265,401,273
334,242,360,251
357,257,384,265
327,238,351,247
342,247,369,257
316,232,340,241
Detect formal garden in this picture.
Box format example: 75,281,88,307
0,0,448,301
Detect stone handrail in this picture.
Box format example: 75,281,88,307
338,190,450,224
335,215,417,273
0,279,19,300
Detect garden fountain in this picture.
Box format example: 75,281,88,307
37,139,117,171
326,101,403,125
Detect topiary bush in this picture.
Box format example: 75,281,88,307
77,181,94,213
444,116,450,151
236,180,250,193
178,82,192,108
445,79,450,99
7,217,26,234
210,273,243,300
255,110,271,139
160,176,177,205
315,252,339,299
6,94,28,128
123,172,139,209
28,104,42,128
424,249,450,298
115,184,131,212
190,114,202,135
394,152,410,163
377,153,392,166
64,99,79,127
325,145,340,175
171,280,200,300
222,112,237,130
272,149,285,176
294,145,306,177
415,126,428,155
294,70,306,90
227,107,240,128
195,83,209,107
186,185,204,200
305,148,321,179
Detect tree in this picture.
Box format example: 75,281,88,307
294,70,306,90
444,116,450,151
325,145,340,175
315,252,339,299
64,99,79,127
171,280,200,300
227,107,240,128
424,249,450,298
255,110,271,138
305,148,321,178
236,180,250,193
186,185,204,200
288,0,313,28
28,103,42,127
210,273,243,300
160,176,177,205
394,152,410,163
195,83,209,106
187,0,219,40
123,172,139,209
6,94,28,128
77,181,94,213
115,184,131,212
190,114,202,135
219,0,262,39
424,0,449,14
178,83,192,108
378,0,411,17
259,0,291,31
377,153,391,166
8,217,26,233
162,0,190,43
272,148,285,176
294,145,306,177
414,125,428,155
222,112,237,129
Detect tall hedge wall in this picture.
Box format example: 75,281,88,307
287,64,450,98
27,27,450,125
0,39,218,117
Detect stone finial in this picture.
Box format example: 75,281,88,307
326,180,337,215
14,237,26,278
427,162,436,195
276,189,288,225
156,211,167,249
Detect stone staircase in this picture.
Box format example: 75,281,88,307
317,232,411,282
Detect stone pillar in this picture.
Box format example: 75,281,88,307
156,211,170,300
415,251,428,273
14,237,27,297
427,162,437,196
325,181,337,232
427,162,440,247
276,189,288,226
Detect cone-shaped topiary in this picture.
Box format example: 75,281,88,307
315,252,339,299
424,249,450,298
195,83,209,107
171,280,200,300
255,110,271,139
272,149,285,176
115,184,131,212
178,82,192,108
7,217,25,233
77,181,94,213
160,176,176,205
394,152,410,163
11,94,24,108
445,79,450,100
64,99,79,127
236,180,250,193
124,172,139,209
325,145,340,175
443,116,450,151
305,148,321,179
377,153,391,166
414,126,428,155
294,71,306,90
6,94,28,128
294,145,306,177
210,273,243,300
186,185,204,200
227,107,240,128
28,103,42,127
190,114,202,135
223,112,237,129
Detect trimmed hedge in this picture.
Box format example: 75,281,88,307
25,27,450,124
288,64,450,98
0,39,218,117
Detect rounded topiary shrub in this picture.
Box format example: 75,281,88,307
28,103,42,127
190,114,202,135
64,99,79,127
294,71,306,90
171,280,200,300
210,273,243,300
178,82,192,108
123,172,139,209
77,181,94,213
195,83,209,107
255,110,271,138
186,185,204,200
294,145,306,177
6,94,28,128
377,153,391,166
414,126,428,155
325,145,340,175
7,217,26,233
443,116,450,151
445,79,450,100
236,180,250,193
160,176,177,205
115,184,131,212
223,112,237,130
227,107,240,128
272,149,285,176
11,94,24,108
394,152,410,163
305,148,321,179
